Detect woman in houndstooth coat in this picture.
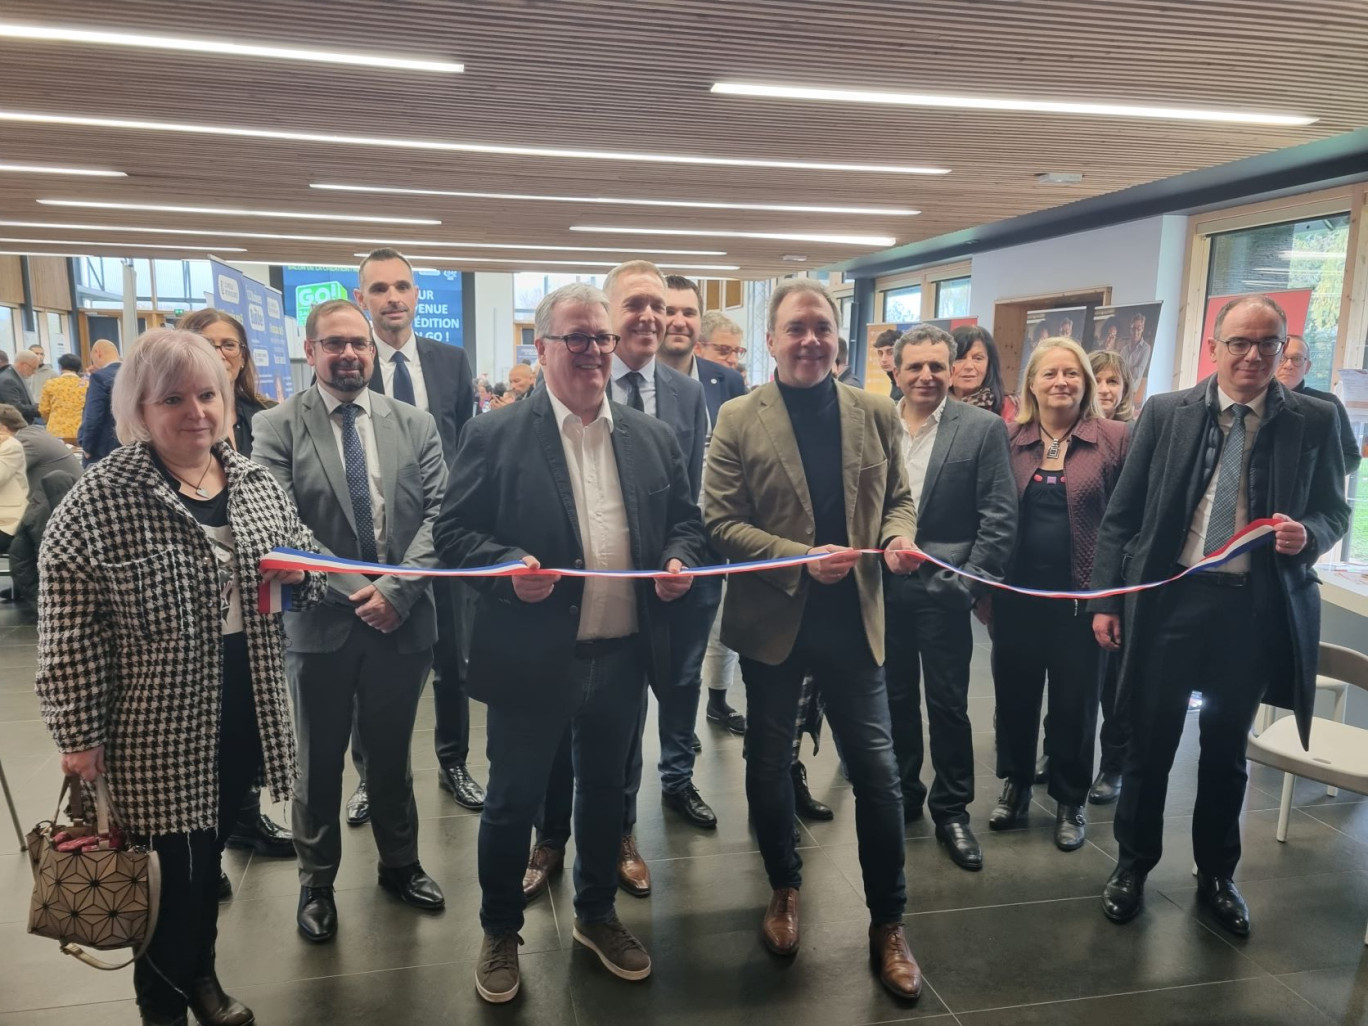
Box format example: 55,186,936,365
35,328,325,1026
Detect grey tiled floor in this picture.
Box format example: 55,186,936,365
3,612,1368,1024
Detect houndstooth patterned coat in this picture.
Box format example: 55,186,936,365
35,441,326,836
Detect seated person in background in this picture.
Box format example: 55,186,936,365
38,353,89,444
0,351,39,424
0,404,30,553
5,405,82,613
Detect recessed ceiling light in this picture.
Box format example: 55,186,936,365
0,22,462,73
0,220,729,255
0,162,125,177
1035,171,1084,184
0,110,948,175
310,182,919,216
0,236,246,251
571,226,896,247
781,255,808,262
349,251,740,271
711,81,1318,126
1279,250,1345,260
37,199,440,225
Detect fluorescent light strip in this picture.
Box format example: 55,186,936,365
0,220,729,255
0,110,947,175
0,162,125,177
571,226,896,247
229,261,442,272
38,200,440,226
0,236,246,251
0,22,462,73
349,252,739,271
712,81,1318,127
310,182,919,216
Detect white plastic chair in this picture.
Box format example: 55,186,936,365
1245,642,1368,944
1253,674,1351,795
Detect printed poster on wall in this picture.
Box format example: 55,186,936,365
210,258,294,402
1018,306,1091,389
1087,302,1163,397
1197,290,1312,382
864,318,978,395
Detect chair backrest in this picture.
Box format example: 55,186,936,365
1318,642,1368,694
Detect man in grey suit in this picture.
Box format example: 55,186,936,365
0,350,38,423
883,325,1017,872
252,299,448,944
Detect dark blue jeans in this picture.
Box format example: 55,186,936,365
740,634,907,924
480,642,645,935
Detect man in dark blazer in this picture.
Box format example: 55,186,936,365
1275,334,1361,477
76,339,121,465
1091,295,1350,937
883,325,1016,872
253,299,449,944
348,247,484,821
435,282,706,1001
0,350,39,423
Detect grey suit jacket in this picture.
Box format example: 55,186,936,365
251,385,448,655
886,400,1017,610
653,362,708,499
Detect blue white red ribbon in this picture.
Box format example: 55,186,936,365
256,518,1279,614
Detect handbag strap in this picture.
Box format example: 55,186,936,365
93,777,112,848
57,848,163,971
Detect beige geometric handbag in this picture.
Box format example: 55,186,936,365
26,775,162,970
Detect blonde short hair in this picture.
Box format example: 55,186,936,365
112,328,231,445
700,310,742,342
602,260,665,299
1088,349,1135,423
1016,336,1100,424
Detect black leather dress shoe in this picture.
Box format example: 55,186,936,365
935,821,983,871
988,780,1032,830
225,812,296,859
438,763,486,810
663,785,717,828
1102,867,1146,924
1196,872,1251,936
297,885,337,942
791,761,833,821
706,701,747,735
1055,804,1086,852
189,972,254,1025
345,781,369,826
1088,770,1122,805
378,862,445,910
217,870,233,902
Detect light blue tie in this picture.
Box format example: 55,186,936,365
1205,403,1249,556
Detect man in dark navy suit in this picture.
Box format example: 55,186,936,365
343,247,483,824
76,339,121,464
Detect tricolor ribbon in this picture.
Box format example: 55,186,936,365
256,518,1280,614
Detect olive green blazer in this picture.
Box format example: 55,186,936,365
703,380,918,666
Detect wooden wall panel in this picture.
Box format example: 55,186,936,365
0,257,22,306
28,257,72,311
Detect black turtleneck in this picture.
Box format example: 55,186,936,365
777,375,846,548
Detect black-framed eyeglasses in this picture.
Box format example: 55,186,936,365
543,332,620,354
1216,336,1287,357
310,336,376,355
209,340,241,355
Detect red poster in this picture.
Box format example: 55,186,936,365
1197,290,1312,381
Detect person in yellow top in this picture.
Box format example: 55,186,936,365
38,354,88,443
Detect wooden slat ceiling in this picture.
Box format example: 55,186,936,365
1,0,1366,279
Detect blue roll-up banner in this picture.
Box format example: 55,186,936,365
210,258,293,401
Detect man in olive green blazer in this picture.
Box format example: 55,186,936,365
702,279,924,1001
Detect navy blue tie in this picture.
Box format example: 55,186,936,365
338,403,379,564
623,370,646,412
391,350,416,406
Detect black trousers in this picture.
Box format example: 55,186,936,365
135,637,261,1017
884,580,975,824
1113,574,1286,878
991,592,1100,807
1097,652,1128,776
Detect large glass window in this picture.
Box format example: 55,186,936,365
1207,214,1348,392
882,285,921,322
514,272,605,320
935,276,972,318
0,306,17,356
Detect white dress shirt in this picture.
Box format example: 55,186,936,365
318,386,387,559
546,388,638,640
1178,385,1267,572
610,354,657,417
686,354,713,436
896,395,947,509
373,331,430,413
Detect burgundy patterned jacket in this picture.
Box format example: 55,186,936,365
1007,416,1130,590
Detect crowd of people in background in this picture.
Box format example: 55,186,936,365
23,248,1357,1025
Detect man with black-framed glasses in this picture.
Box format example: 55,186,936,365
252,298,450,944
1275,333,1361,476
1091,294,1350,937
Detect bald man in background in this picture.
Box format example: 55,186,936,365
77,340,122,464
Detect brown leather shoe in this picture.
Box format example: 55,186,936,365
522,843,564,901
618,834,651,897
761,887,800,956
869,922,922,1000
